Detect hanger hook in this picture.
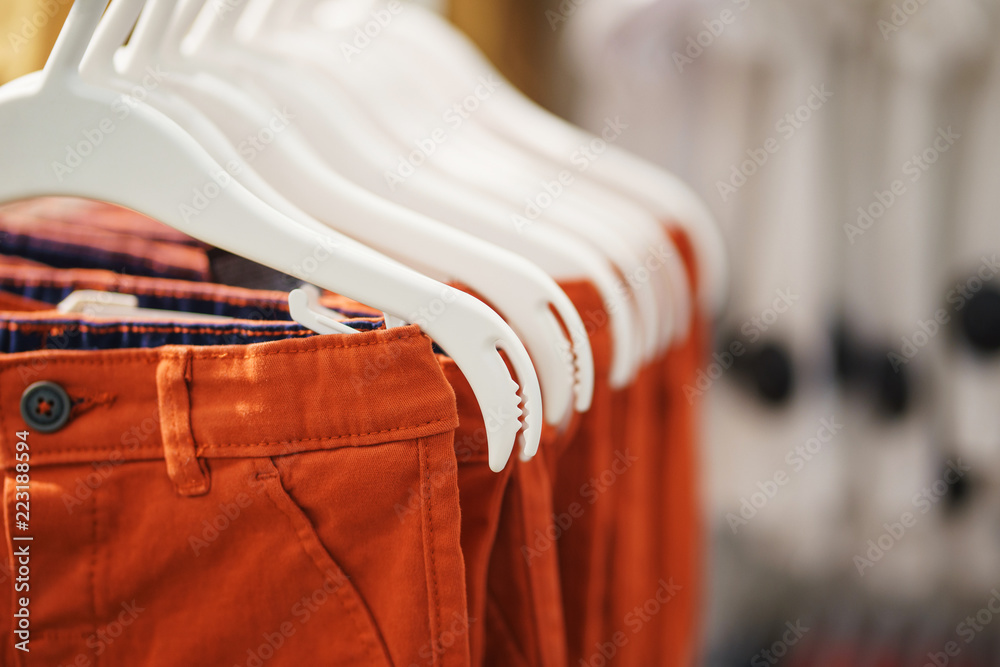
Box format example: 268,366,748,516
42,0,110,87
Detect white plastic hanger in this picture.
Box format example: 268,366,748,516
0,0,539,472
81,0,594,427
58,289,234,322
211,0,668,357
280,28,678,355
366,1,728,316
161,0,643,387
242,0,677,356
194,0,657,370
560,0,740,336
375,63,690,355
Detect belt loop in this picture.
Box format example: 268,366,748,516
156,348,210,497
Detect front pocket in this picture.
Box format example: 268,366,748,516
252,458,394,667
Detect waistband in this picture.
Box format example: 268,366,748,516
0,327,459,472
0,264,384,351
0,200,211,280
0,311,322,353
0,263,382,321
3,197,207,247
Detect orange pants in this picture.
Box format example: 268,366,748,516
0,200,709,667
0,256,525,667
0,317,472,666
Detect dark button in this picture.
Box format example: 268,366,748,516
833,323,859,384
20,381,72,433
751,342,794,405
875,355,910,418
943,465,973,515
960,283,1000,354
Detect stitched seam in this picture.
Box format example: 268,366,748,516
0,377,6,461
516,471,545,666
420,438,443,667
12,419,452,463
0,327,418,359
5,323,311,336
6,328,416,350
201,418,451,449
27,445,161,455
191,330,421,358
2,358,161,368
90,490,99,637
0,329,419,371
257,461,388,664
164,351,208,496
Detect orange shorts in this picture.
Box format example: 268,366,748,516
0,265,475,666
549,237,706,667
0,230,526,667
545,280,616,666
661,227,707,667
0,200,709,667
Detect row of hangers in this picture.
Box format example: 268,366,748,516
0,0,726,473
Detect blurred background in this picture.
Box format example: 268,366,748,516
5,0,1000,663
552,1,1000,664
